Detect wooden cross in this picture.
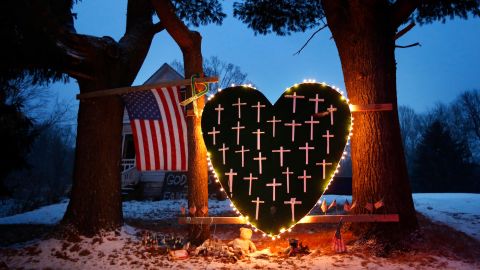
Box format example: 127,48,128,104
299,142,315,164
232,98,247,119
327,105,337,125
266,178,282,201
284,120,302,142
214,104,224,125
309,94,324,114
225,169,238,193
254,152,267,174
208,126,220,145
252,128,265,150
297,170,312,193
272,146,291,167
251,197,265,220
322,130,334,154
304,116,320,141
285,92,305,113
316,159,333,179
218,143,229,165
235,145,250,167
243,173,258,196
284,198,302,222
282,167,294,193
251,101,266,123
267,116,282,137
231,121,245,145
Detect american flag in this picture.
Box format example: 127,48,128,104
123,87,188,171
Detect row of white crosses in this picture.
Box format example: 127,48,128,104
226,159,333,222
251,196,302,222
209,123,336,154
217,142,333,169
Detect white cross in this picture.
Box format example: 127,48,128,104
272,146,291,167
218,143,229,165
243,173,258,195
284,120,302,142
267,116,281,138
252,128,265,150
231,121,245,145
253,152,267,174
235,146,250,167
285,92,305,113
322,130,334,154
251,101,266,123
327,105,337,125
316,159,333,179
225,169,238,193
251,197,264,220
282,167,294,193
304,116,320,141
297,170,312,193
299,142,315,164
215,104,224,125
284,198,302,222
232,98,247,119
309,94,324,114
266,178,282,201
207,126,220,145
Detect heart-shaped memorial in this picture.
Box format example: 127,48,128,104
201,82,352,236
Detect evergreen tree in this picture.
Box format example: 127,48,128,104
412,120,473,192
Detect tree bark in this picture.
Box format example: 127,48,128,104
323,0,418,243
153,0,210,245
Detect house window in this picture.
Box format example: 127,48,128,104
122,134,136,159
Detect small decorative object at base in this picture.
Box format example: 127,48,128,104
284,238,310,257
332,219,346,253
228,227,257,255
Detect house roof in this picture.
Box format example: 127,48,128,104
143,63,184,85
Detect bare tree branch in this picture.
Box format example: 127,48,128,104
293,24,329,56
395,42,421,49
395,22,416,40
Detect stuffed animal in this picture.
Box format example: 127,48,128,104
228,227,257,255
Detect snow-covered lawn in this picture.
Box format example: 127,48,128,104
412,193,480,241
1,193,479,269
1,193,478,240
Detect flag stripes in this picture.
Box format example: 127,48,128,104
124,86,188,171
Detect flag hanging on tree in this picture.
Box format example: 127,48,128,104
123,86,188,171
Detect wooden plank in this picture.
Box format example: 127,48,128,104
350,103,393,112
76,76,219,100
178,214,399,224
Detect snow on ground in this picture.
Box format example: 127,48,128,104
1,225,478,270
1,194,480,269
0,194,479,240
412,193,480,241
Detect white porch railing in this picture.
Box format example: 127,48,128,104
121,158,136,173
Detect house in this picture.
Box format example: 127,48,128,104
120,63,186,199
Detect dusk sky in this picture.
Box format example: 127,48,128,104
52,0,480,114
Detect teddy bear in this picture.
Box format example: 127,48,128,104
228,227,257,255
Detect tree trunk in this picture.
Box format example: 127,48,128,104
183,33,210,246
323,0,418,243
152,0,210,245
62,83,124,236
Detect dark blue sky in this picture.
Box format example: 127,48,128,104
52,0,480,113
